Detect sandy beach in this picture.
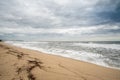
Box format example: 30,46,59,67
0,42,120,80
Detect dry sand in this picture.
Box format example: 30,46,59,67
0,42,120,80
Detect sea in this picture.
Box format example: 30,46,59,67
5,41,120,70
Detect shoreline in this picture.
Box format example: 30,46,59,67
5,41,120,70
0,42,120,80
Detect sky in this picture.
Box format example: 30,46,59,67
0,0,120,41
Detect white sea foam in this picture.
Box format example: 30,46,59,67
72,42,120,50
5,41,120,70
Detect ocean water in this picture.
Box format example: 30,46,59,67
5,41,120,69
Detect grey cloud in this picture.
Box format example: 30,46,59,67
0,0,120,41
0,0,120,28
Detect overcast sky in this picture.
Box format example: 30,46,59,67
0,0,120,41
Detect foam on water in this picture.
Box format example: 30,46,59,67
73,42,120,50
5,41,120,70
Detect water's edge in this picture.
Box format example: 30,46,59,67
5,41,120,70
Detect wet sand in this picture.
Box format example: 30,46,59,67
0,42,120,80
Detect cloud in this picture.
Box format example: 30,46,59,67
0,27,95,34
1,24,120,36
0,0,120,41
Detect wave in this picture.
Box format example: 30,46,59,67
5,41,120,69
